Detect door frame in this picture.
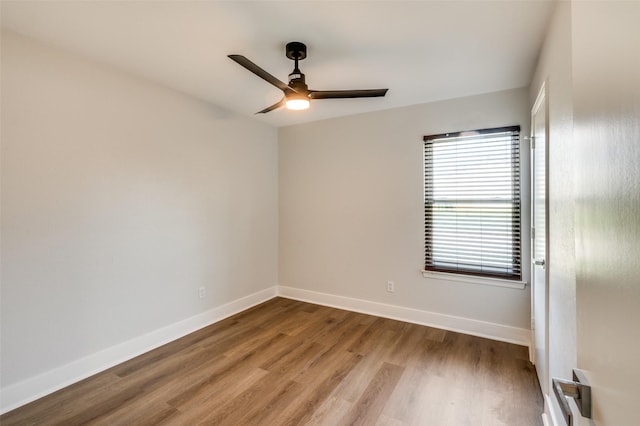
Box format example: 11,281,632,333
530,81,550,398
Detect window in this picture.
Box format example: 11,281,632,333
423,126,521,281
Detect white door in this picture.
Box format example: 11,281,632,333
531,83,548,397
570,2,640,424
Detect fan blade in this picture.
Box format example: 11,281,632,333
309,88,388,99
256,98,286,114
228,55,295,95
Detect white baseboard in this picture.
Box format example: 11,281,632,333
277,286,531,347
0,286,277,414
544,393,560,426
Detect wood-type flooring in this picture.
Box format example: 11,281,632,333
1,297,543,425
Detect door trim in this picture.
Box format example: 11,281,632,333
531,80,550,392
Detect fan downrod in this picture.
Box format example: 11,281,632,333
286,42,307,61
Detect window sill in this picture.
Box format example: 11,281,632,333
421,270,527,289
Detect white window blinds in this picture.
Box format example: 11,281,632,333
423,126,521,280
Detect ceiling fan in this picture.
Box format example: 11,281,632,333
228,42,388,114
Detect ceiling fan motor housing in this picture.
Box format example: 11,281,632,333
288,72,307,91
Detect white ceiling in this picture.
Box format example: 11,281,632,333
1,1,555,128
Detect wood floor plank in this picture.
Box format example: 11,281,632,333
107,318,239,378
405,374,452,426
381,366,429,422
54,344,219,424
274,351,363,425
306,396,353,426
161,367,270,425
376,414,408,426
289,337,362,386
261,340,327,378
0,297,543,426
329,328,404,403
0,372,121,425
241,378,307,425
340,361,405,426
90,401,180,426
308,310,363,348
384,323,429,366
191,372,300,425
347,317,391,355
166,334,289,410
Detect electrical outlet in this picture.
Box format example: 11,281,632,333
387,281,395,293
199,286,206,299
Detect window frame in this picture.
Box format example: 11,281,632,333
422,125,525,287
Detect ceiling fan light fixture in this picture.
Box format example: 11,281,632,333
285,94,310,110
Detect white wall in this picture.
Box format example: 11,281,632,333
529,1,576,423
572,2,640,424
1,31,278,408
279,88,531,337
